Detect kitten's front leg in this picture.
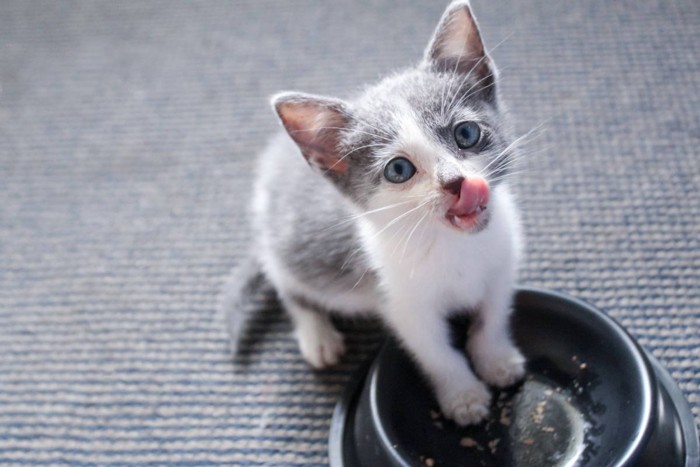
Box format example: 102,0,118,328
467,281,525,388
385,297,491,426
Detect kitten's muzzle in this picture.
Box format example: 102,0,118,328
443,176,490,231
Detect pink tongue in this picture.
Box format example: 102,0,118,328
448,177,490,216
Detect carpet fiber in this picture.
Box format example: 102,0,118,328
1,0,698,465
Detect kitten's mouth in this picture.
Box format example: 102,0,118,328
446,205,488,230
443,176,490,232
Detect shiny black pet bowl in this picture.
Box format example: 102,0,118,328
329,287,699,466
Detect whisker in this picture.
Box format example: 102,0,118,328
410,206,437,278
445,32,513,114
401,210,430,258
481,155,530,181
389,217,416,260
441,38,469,115
491,168,530,179
445,53,489,112
415,205,435,250
351,266,370,290
340,198,432,270
453,74,497,109
481,144,552,182
486,31,516,56
488,170,530,185
390,194,440,261
321,199,416,233
478,124,546,179
368,199,433,242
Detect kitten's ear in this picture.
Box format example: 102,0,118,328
424,1,496,87
272,92,351,174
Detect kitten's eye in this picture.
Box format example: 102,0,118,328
454,121,481,149
384,157,416,184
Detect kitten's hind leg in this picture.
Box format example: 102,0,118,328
280,293,346,369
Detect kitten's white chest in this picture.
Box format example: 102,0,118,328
384,230,496,310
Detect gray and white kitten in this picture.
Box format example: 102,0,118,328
222,0,526,426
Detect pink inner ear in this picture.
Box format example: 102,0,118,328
277,101,349,174
436,7,484,63
426,3,494,81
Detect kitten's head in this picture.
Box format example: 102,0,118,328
273,1,516,234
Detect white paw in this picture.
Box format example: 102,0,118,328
439,381,492,426
473,345,526,388
296,323,346,369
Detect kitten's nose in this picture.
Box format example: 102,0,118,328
442,177,464,197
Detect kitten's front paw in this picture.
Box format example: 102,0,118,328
439,381,492,426
472,345,526,388
296,323,346,369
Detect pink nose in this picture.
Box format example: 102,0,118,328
444,176,490,217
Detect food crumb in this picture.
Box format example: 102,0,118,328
521,438,536,446
542,426,555,433
460,437,479,448
425,458,435,467
532,400,546,424
580,362,588,370
499,407,511,426
488,439,500,454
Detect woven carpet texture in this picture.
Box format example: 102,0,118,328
1,0,698,465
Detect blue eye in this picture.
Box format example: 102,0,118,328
454,121,481,149
384,157,416,183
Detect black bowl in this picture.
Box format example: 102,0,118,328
329,287,699,466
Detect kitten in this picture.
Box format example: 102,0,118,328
221,0,526,426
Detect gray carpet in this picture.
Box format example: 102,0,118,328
1,0,698,465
